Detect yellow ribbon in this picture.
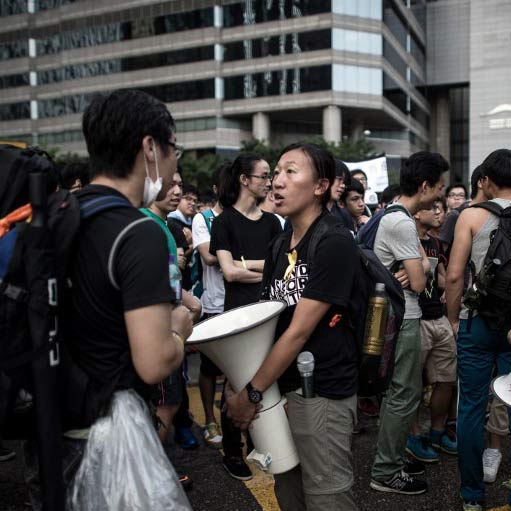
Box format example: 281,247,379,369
284,249,298,282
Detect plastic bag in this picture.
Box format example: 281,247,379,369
67,389,192,511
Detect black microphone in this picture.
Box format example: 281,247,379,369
297,351,315,398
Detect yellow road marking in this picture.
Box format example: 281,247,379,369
488,507,510,511
187,385,280,510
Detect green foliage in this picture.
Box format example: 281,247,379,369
179,152,229,191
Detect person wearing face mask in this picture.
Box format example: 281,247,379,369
22,89,194,510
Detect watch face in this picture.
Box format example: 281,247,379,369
249,389,262,403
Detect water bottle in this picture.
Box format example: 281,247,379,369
363,283,389,356
169,254,182,304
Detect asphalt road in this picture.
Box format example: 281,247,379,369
1,353,510,511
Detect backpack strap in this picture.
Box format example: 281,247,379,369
80,195,132,219
260,231,289,299
470,201,504,217
200,209,215,234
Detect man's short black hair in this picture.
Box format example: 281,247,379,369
480,149,511,189
470,165,484,199
341,177,365,202
380,184,401,205
399,151,449,196
182,184,199,198
58,160,90,189
445,183,467,198
350,168,367,181
83,89,176,180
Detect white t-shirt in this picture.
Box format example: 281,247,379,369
192,210,225,314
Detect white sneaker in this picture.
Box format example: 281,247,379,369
482,448,502,483
203,422,222,448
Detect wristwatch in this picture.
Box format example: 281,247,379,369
245,381,263,404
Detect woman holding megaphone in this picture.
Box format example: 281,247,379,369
226,143,360,511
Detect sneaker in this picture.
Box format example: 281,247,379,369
203,422,222,448
403,457,425,476
358,397,379,417
430,431,457,455
370,470,427,495
223,456,253,481
482,448,502,483
174,427,199,450
0,447,15,462
406,435,439,463
461,500,483,510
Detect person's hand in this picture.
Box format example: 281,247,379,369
357,215,370,226
394,268,410,289
440,291,446,304
177,254,186,270
507,330,511,345
225,382,259,430
170,305,193,340
183,227,193,246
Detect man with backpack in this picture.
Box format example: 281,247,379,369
23,89,193,508
370,152,448,495
446,149,511,511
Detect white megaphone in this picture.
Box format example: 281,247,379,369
492,373,511,407
187,300,299,475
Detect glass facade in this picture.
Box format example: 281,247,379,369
333,64,382,95
223,1,332,27
36,8,214,55
332,0,382,19
450,86,469,183
225,66,331,100
0,73,30,89
333,28,382,55
37,46,215,85
0,40,29,60
0,102,31,121
0,0,28,16
223,30,331,61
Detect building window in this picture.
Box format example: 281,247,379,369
383,39,407,79
0,73,30,89
223,30,331,62
383,0,408,49
333,64,382,94
450,86,469,183
224,65,331,100
0,0,28,15
333,28,382,55
37,46,215,85
410,99,429,130
383,73,407,114
223,1,332,28
34,0,77,12
0,102,31,121
332,0,382,19
0,40,29,60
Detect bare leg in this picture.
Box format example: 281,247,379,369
199,371,217,424
430,382,453,431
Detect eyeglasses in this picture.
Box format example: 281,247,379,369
247,173,272,181
448,192,466,199
169,141,184,160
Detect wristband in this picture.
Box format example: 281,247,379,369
171,330,185,349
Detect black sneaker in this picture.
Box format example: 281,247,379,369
0,447,15,462
223,456,253,481
403,457,425,476
370,470,427,495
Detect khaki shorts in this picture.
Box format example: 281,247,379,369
420,316,457,383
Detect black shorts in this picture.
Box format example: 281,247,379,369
150,364,184,407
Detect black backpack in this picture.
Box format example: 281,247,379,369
464,201,511,331
261,213,405,396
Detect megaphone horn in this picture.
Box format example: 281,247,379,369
187,300,299,475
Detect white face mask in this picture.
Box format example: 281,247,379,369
142,146,163,207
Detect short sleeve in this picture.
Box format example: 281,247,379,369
192,213,210,249
115,219,173,310
387,217,421,261
301,230,358,308
209,212,231,255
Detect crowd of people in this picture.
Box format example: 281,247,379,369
4,88,511,511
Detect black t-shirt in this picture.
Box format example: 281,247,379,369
209,207,282,310
330,203,355,232
263,213,359,399
419,235,447,320
68,185,173,394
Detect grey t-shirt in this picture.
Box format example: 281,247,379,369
374,205,422,319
